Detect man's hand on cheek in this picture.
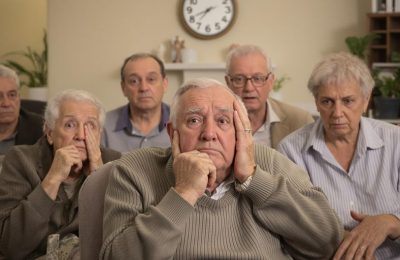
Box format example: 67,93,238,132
233,100,256,184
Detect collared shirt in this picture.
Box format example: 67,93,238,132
206,174,235,200
0,132,17,155
253,101,281,147
278,117,400,259
101,103,171,153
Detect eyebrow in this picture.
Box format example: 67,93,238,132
61,115,98,121
184,106,233,115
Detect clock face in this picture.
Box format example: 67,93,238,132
180,0,237,39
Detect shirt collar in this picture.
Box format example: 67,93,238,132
256,101,281,132
267,100,281,124
115,103,170,132
208,173,235,200
305,117,384,153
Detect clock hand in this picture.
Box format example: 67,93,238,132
197,6,217,20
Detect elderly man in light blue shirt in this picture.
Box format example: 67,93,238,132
278,52,400,260
102,53,171,153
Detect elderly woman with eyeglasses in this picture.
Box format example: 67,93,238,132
278,52,400,260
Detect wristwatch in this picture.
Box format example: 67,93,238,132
235,175,253,192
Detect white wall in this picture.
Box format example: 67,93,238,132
3,0,370,111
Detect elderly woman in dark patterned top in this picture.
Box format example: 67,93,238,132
0,89,120,259
278,52,400,260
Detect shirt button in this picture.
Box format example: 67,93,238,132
349,201,354,208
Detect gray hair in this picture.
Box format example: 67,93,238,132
0,65,20,87
225,44,272,74
44,89,106,130
120,53,165,81
170,78,247,127
307,52,374,98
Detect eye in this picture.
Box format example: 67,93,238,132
127,77,140,86
232,76,245,84
64,121,77,129
217,116,231,129
85,121,98,130
8,91,18,100
187,116,202,127
320,99,332,105
342,98,354,105
146,75,159,84
252,75,265,84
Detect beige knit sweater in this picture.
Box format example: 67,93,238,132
100,144,343,259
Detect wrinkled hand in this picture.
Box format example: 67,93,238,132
334,211,400,260
172,130,216,205
233,100,256,183
42,145,83,200
85,125,103,173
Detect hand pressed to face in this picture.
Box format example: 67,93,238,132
232,100,256,183
46,100,102,182
43,100,102,199
167,86,255,204
171,130,216,206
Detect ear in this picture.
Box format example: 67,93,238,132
162,77,168,93
266,73,275,92
314,97,320,112
45,125,54,145
224,75,230,86
363,93,371,113
166,122,175,143
121,81,128,98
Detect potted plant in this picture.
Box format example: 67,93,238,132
372,67,400,119
271,75,290,101
345,33,378,62
1,30,48,101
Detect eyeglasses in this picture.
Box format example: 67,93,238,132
228,73,272,88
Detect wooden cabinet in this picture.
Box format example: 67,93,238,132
368,12,400,64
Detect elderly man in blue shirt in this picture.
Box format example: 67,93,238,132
102,53,170,153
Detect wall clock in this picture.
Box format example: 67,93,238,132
180,0,237,40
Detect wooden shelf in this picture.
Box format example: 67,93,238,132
368,13,400,64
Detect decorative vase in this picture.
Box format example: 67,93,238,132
28,86,48,101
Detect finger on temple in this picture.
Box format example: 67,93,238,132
172,130,181,157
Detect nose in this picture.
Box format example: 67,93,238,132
138,80,150,91
200,119,217,141
243,78,256,91
0,95,11,106
332,102,343,117
75,124,85,140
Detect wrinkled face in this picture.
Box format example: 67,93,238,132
46,100,101,161
171,87,236,174
121,57,167,112
315,80,369,140
0,77,20,125
226,53,274,114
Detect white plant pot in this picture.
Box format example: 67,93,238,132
270,90,282,101
28,87,48,101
